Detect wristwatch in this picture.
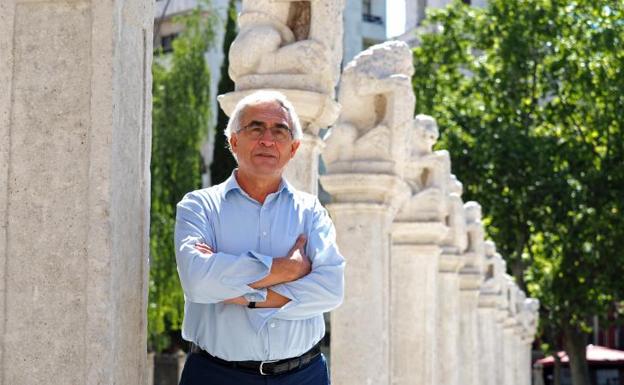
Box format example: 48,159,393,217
247,301,256,309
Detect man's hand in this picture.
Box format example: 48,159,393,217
284,235,311,281
249,235,311,289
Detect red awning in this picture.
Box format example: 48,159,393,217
536,345,624,367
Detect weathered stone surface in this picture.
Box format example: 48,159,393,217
396,115,451,224
321,40,416,385
0,1,152,384
436,181,467,385
321,174,409,385
391,114,448,385
228,0,344,96
458,202,485,385
478,241,504,385
503,276,520,385
323,41,414,176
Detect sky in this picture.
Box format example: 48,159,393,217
387,0,407,38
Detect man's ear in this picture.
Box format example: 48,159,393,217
290,141,301,158
229,135,238,154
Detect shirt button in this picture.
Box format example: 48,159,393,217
270,322,276,328
262,231,267,237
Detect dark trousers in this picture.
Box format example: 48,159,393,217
179,352,330,385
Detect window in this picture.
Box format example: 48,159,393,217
363,0,372,14
159,33,179,53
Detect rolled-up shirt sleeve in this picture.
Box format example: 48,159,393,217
269,200,345,321
175,192,272,304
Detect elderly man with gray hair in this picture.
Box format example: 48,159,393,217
175,90,345,384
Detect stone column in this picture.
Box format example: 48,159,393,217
391,115,450,385
512,289,528,385
436,178,468,385
217,0,345,194
520,299,540,385
477,294,498,385
321,175,409,385
458,202,486,385
489,254,508,385
321,41,414,385
0,1,152,384
503,277,519,385
477,241,504,385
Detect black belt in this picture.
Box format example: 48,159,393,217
192,342,322,376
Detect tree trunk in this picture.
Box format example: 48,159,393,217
553,354,562,385
563,322,591,385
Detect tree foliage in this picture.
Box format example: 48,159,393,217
413,1,624,384
149,4,216,352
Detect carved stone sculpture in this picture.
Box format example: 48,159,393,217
219,0,344,131
228,0,344,96
396,115,452,224
440,178,468,255
323,40,415,175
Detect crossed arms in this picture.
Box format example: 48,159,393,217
174,192,345,320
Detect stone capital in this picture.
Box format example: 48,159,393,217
438,252,464,273
391,221,448,245
459,269,483,291
321,173,410,210
478,292,499,308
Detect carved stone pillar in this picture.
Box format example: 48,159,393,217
458,202,485,385
321,40,414,385
478,241,505,385
218,0,345,193
391,114,449,385
436,179,467,385
503,277,519,385
520,299,540,385
0,0,152,383
321,174,409,385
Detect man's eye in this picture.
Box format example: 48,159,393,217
250,126,263,134
272,128,289,139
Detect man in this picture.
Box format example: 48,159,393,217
175,90,345,385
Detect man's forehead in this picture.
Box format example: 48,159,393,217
241,101,289,120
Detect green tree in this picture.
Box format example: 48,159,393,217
412,2,624,384
149,3,216,352
210,0,238,185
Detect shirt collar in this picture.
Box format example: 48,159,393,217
221,169,295,200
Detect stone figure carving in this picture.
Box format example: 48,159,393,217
396,115,453,222
481,241,503,292
440,176,468,254
462,201,485,273
323,41,414,175
228,0,345,96
522,298,540,336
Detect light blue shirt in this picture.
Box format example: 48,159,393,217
174,171,345,361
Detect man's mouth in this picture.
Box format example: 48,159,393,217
255,153,277,159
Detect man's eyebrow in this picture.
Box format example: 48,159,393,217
274,123,290,130
247,120,267,127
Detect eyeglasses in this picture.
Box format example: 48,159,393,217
240,122,293,143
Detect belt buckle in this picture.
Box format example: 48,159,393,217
259,359,278,375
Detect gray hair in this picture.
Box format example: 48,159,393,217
224,90,303,141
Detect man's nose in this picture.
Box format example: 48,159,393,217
258,129,277,145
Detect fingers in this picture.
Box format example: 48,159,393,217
295,234,306,249
195,243,213,254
